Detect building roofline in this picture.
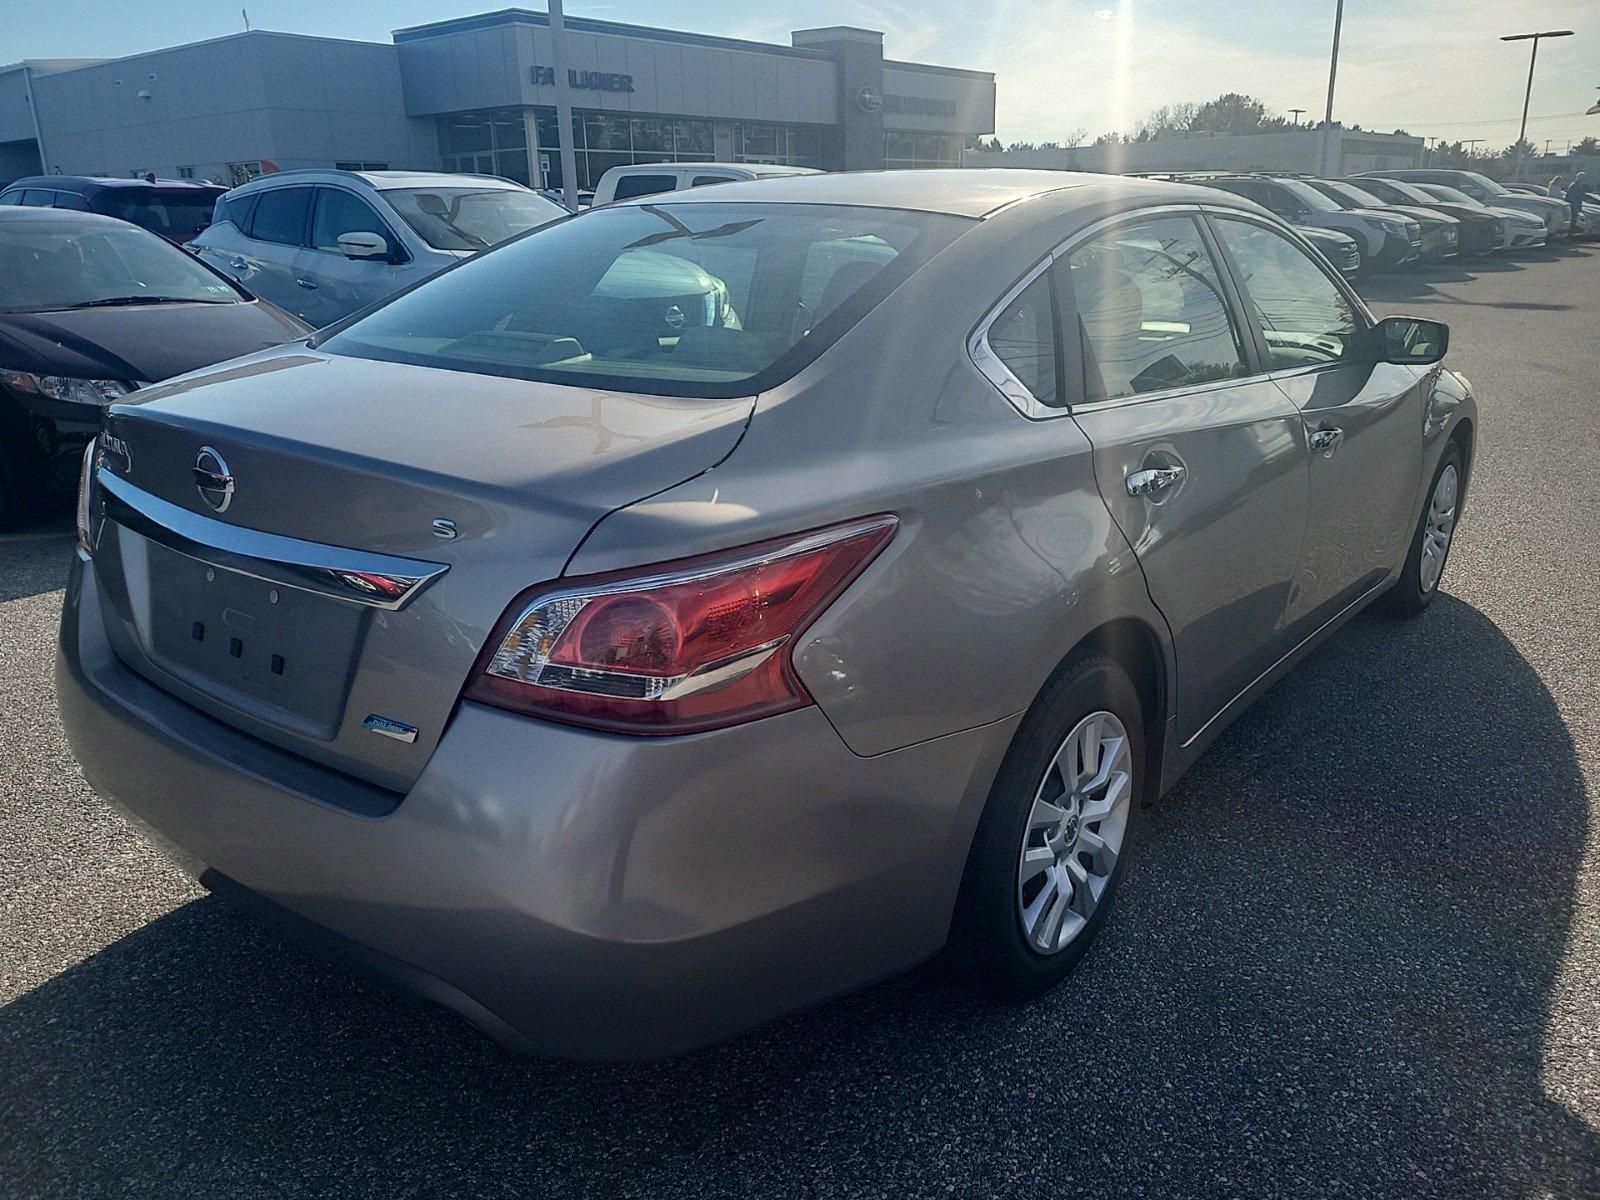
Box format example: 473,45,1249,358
12,29,388,79
883,58,994,82
392,7,833,60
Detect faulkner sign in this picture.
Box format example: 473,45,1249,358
532,65,635,92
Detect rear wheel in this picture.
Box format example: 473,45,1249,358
950,652,1145,998
1382,442,1463,616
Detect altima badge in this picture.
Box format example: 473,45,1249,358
363,714,419,744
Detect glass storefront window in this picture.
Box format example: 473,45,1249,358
675,119,713,156
884,130,961,170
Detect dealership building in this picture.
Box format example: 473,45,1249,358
0,9,996,191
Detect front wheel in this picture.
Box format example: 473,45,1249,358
1382,441,1463,617
950,652,1145,998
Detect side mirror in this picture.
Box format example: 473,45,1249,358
337,231,389,260
1376,315,1449,365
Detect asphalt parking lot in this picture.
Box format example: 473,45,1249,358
3,244,1599,1199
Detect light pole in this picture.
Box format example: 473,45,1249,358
1318,0,1345,175
1289,108,1305,126
549,0,580,211
1500,29,1573,174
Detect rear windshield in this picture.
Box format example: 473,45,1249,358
95,190,220,241
0,219,240,313
321,202,970,398
383,187,567,251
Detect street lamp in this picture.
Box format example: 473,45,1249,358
1501,29,1574,164
1318,0,1345,174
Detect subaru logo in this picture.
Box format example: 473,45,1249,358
855,84,883,113
193,446,234,513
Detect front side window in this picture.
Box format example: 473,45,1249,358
322,202,970,398
1213,218,1363,369
986,273,1059,406
383,187,565,251
247,187,312,246
1067,216,1249,401
310,189,391,253
0,219,240,313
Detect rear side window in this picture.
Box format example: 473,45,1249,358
247,187,312,246
986,273,1059,406
611,174,679,200
22,189,54,207
214,192,254,229
1066,215,1249,401
54,192,91,211
323,202,970,398
691,175,736,188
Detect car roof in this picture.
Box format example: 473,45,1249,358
612,168,1258,219
4,175,223,193
0,207,144,230
225,169,527,195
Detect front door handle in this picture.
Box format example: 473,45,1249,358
1126,464,1186,497
1308,427,1344,458
295,276,318,290
229,257,248,271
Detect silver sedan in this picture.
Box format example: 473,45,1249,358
58,170,1474,1059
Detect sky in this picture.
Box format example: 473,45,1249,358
7,0,1600,152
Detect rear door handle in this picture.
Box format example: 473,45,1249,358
1125,464,1186,497
295,276,318,290
1308,427,1344,457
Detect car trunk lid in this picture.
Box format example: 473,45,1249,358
92,346,753,791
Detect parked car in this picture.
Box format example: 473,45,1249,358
1361,169,1575,239
591,161,821,205
1341,176,1504,256
0,208,307,523
1505,181,1600,238
1191,175,1422,271
191,170,567,327
1303,179,1460,260
1295,224,1362,276
60,170,1474,1059
0,175,226,245
1407,183,1547,250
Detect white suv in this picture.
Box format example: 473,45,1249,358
191,170,566,327
591,162,820,206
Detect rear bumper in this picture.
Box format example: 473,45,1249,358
56,551,1014,1059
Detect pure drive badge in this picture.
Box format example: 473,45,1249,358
363,714,419,744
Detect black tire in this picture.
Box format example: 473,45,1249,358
949,651,1146,999
1380,440,1463,617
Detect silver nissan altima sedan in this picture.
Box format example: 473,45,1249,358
57,170,1475,1059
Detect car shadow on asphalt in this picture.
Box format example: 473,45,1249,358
2,596,1596,1197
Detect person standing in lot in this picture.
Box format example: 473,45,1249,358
1547,175,1567,198
1566,173,1588,239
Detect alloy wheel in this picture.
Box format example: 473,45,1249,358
1420,463,1459,594
1016,710,1133,955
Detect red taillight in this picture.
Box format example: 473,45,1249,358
464,516,898,734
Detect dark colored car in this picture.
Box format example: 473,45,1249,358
1343,177,1503,257
1304,179,1460,261
0,175,228,245
0,208,309,522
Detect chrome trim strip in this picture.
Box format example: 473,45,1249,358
97,469,448,611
